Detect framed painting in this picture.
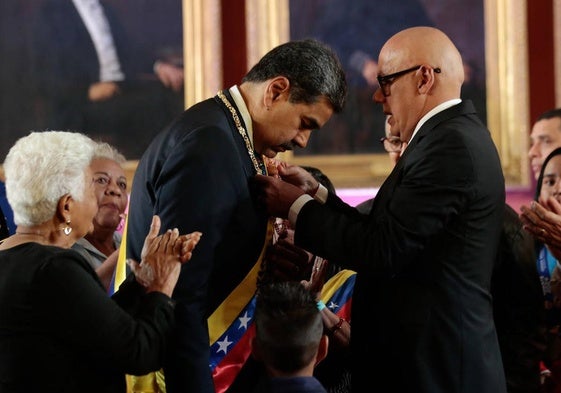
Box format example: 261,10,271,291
0,0,184,165
243,0,530,189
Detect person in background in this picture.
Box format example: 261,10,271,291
255,26,506,393
528,108,561,181
251,281,329,393
124,39,346,393
357,117,405,214
493,203,546,393
0,179,16,239
0,131,202,393
72,142,128,292
30,0,184,158
522,147,561,392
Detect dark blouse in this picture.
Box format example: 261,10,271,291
0,242,175,393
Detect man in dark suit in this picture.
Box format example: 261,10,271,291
125,39,346,393
254,27,506,393
30,0,184,158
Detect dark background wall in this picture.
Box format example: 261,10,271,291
0,0,182,161
0,0,557,164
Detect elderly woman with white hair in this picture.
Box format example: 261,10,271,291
71,141,129,291
0,131,202,393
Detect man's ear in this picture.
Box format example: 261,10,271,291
264,76,290,107
417,65,436,94
315,334,329,366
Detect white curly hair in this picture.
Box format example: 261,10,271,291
4,131,97,226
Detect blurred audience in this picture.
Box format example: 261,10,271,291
521,147,561,392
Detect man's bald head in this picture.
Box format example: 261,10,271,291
374,27,466,141
380,26,464,100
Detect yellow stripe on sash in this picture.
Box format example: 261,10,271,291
208,219,274,344
114,214,129,291
319,269,356,302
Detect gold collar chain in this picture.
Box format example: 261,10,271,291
217,90,265,175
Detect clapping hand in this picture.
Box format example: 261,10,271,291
520,197,561,259
129,215,202,296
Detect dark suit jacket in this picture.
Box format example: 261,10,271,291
295,101,507,393
0,243,175,393
126,90,269,393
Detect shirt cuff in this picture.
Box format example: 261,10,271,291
288,194,314,227
288,184,328,228
314,184,328,204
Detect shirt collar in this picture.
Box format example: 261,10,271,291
403,98,462,153
228,85,254,149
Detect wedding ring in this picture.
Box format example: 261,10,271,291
540,228,546,235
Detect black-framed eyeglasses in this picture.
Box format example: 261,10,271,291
380,136,403,153
377,65,441,97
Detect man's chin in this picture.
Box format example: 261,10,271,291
263,150,278,158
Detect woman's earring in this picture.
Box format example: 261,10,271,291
63,220,72,236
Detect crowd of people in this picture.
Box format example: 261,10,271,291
2,23,561,393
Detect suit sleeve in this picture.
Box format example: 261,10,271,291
295,129,473,274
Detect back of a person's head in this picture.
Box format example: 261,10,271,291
4,131,96,226
301,165,336,194
242,39,347,113
254,281,323,374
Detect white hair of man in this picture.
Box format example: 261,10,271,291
4,131,96,226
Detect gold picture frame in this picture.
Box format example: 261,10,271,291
177,0,530,189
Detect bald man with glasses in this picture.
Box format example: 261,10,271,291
254,26,506,393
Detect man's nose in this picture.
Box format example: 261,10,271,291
373,87,385,103
294,130,312,148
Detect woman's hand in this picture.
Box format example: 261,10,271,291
129,215,202,296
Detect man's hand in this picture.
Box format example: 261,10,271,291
520,198,561,260
277,164,320,195
264,239,312,282
252,174,306,218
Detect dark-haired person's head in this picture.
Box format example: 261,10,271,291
252,281,327,376
243,39,346,113
529,108,561,180
536,147,561,202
